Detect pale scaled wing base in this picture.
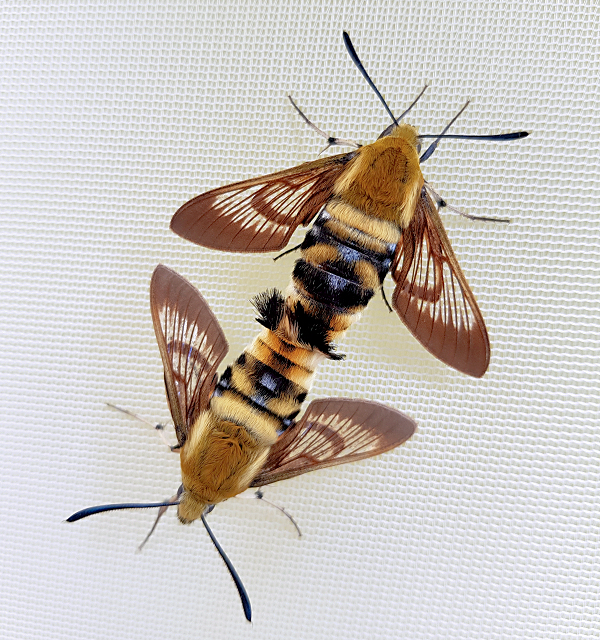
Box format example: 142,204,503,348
250,398,416,486
150,265,229,446
170,152,356,253
391,188,490,378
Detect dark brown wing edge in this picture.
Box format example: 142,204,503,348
391,189,490,378
250,398,416,486
150,265,229,446
170,152,355,253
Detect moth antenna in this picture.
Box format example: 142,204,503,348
288,95,360,150
273,242,303,262
201,513,252,622
420,101,470,163
105,402,177,450
419,103,529,162
137,490,181,551
342,31,398,127
252,489,302,538
419,131,529,141
425,183,511,223
66,498,181,523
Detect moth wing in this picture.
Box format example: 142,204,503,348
250,398,416,486
170,152,356,253
391,188,490,378
150,265,229,447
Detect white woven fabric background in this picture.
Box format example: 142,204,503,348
1,1,598,638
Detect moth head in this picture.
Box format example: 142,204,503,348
389,122,420,149
177,489,208,524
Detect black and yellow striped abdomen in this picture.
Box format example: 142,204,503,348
210,328,322,442
179,326,323,519
285,198,402,355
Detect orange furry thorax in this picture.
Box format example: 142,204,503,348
178,414,272,522
332,123,423,226
180,421,263,494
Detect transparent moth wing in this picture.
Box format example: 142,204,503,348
170,152,356,253
391,188,490,377
150,265,229,446
251,398,416,486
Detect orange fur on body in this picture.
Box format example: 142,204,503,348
173,124,477,523
179,413,270,522
177,327,322,523
276,126,422,351
332,124,423,227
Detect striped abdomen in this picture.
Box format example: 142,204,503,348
210,327,322,442
178,327,322,514
285,198,402,356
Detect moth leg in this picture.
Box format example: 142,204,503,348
380,285,393,312
237,489,302,538
273,242,303,262
137,490,181,551
105,402,180,451
288,95,361,152
424,183,511,223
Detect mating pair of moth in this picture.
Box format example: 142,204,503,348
69,33,528,621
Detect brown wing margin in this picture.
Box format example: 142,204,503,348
391,188,490,378
150,265,229,447
250,398,416,486
170,152,356,253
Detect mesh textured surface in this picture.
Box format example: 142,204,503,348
1,2,599,639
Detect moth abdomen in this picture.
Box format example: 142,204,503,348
215,330,317,441
281,199,401,356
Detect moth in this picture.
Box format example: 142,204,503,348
68,265,416,621
170,32,529,377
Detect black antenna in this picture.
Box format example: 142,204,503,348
342,32,529,148
343,32,398,127
201,513,252,622
419,101,529,163
67,495,252,620
66,499,181,523
419,132,529,141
